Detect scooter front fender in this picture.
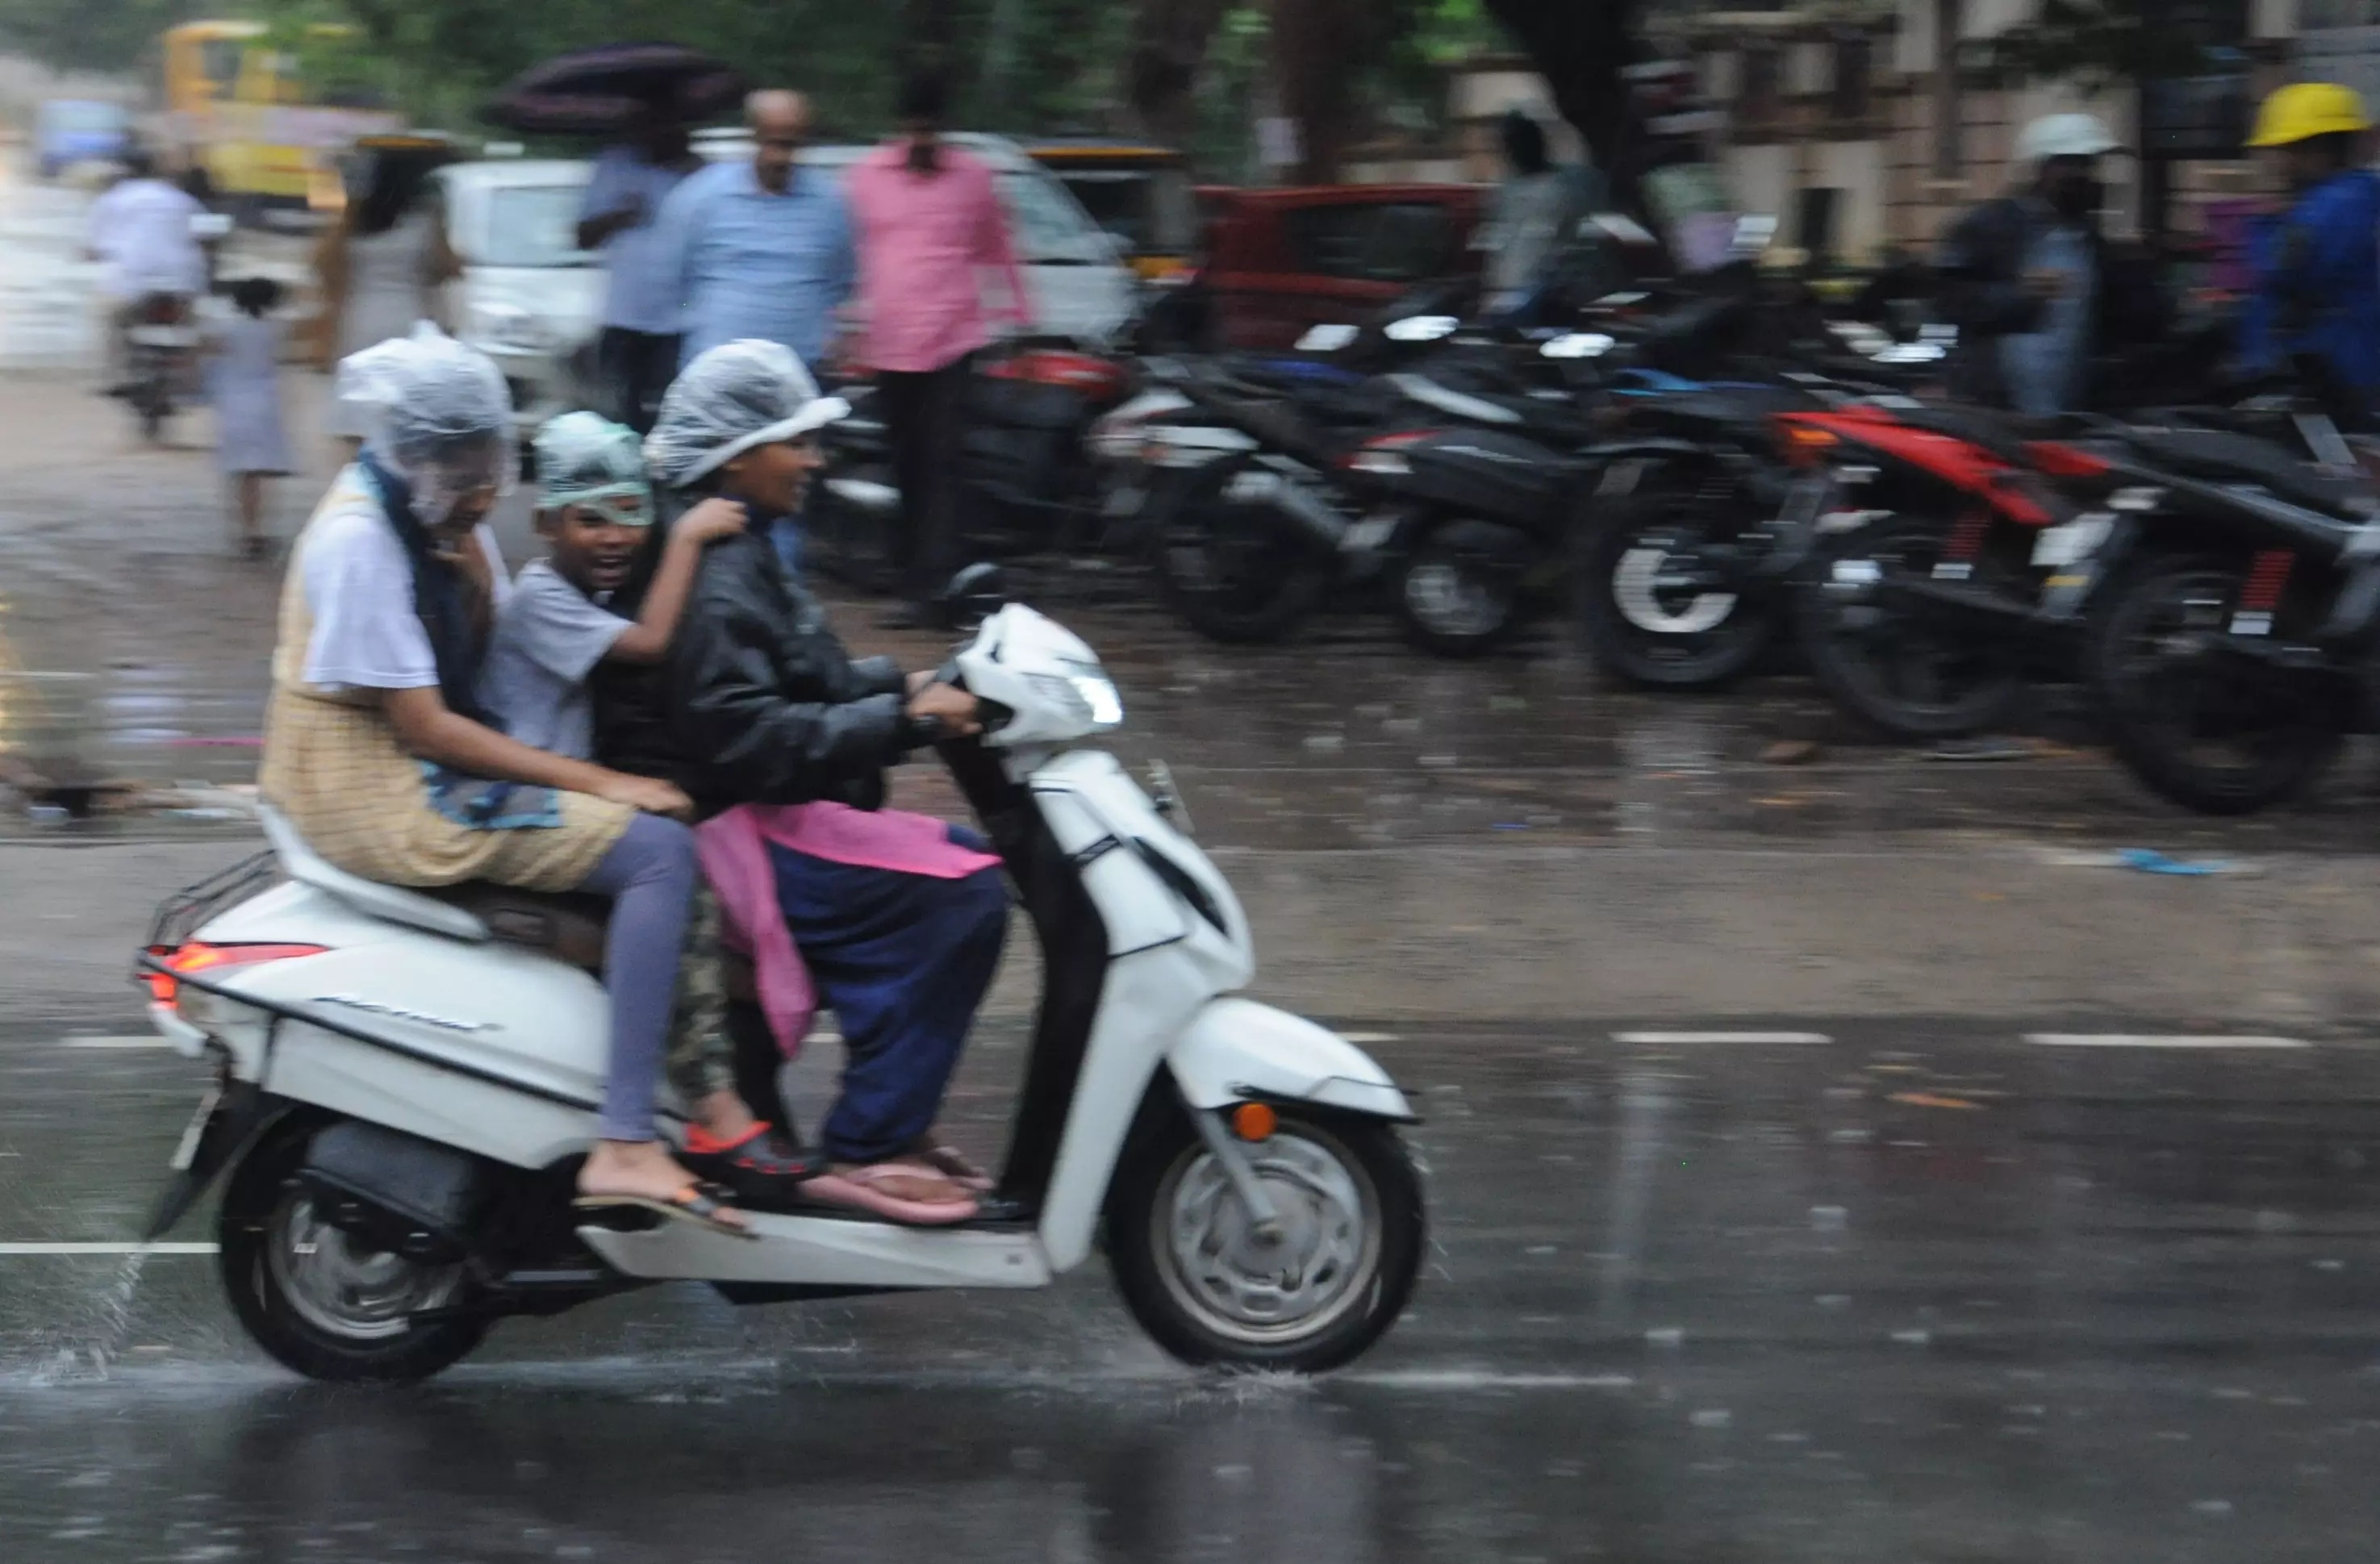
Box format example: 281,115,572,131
1167,998,1415,1122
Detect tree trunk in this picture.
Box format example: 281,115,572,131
1269,0,1371,183
1124,0,1230,148
1478,0,1640,173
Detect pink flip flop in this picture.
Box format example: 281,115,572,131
802,1162,980,1226
909,1136,996,1193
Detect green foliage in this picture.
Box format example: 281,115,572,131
0,0,194,74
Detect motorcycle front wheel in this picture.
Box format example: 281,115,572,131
2089,552,2344,815
1576,464,1777,690
217,1112,486,1384
1147,458,1332,644
1795,514,2024,738
1104,1098,1422,1374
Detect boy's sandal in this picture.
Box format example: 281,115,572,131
573,1185,756,1241
801,1163,980,1227
908,1134,996,1193
680,1122,820,1212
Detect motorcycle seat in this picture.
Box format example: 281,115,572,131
2117,425,2369,518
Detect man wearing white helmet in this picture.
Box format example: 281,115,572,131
1936,112,2163,415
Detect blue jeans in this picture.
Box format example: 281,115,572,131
767,828,1006,1163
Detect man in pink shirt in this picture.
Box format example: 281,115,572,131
846,69,1029,629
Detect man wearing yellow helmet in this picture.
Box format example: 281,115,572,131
2241,82,2380,402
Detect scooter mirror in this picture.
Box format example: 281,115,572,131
943,562,1009,631
1384,315,1460,344
1296,323,1360,352
1541,332,1616,360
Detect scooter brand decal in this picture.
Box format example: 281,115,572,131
309,995,496,1032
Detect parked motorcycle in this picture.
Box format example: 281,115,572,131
139,590,1424,1382
2080,390,2380,814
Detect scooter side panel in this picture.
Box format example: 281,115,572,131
578,1212,1050,1288
198,887,615,1111
263,1022,599,1169
1038,953,1217,1272
1169,998,1415,1120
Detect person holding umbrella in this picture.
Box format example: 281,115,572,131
577,99,702,434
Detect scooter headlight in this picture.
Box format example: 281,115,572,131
1025,664,1124,731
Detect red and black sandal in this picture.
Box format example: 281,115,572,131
679,1122,821,1212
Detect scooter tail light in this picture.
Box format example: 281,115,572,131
2027,442,2111,481
145,941,328,1006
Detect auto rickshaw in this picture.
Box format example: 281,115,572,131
1019,136,1196,283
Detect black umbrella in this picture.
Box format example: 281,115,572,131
482,43,749,136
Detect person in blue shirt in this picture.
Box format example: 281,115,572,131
2241,82,2380,408
577,102,703,433
652,90,855,371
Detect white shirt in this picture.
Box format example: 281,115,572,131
87,177,206,299
300,498,510,694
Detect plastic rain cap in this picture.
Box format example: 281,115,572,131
643,339,850,490
335,323,516,517
2248,81,2374,148
2016,113,2121,165
535,411,653,526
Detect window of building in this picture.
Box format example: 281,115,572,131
1831,31,1872,120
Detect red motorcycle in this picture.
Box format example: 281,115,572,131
1778,402,2121,738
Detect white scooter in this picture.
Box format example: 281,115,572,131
137,592,1423,1383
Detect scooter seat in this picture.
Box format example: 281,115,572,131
255,804,607,970
418,884,610,972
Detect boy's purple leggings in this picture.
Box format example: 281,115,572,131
577,812,697,1141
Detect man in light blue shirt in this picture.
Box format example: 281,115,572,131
578,105,702,432
653,91,855,371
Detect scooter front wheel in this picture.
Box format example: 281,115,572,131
217,1112,486,1383
1104,1102,1422,1373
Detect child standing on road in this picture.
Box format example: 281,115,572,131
210,277,293,559
478,413,815,1205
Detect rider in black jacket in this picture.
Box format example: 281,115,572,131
593,340,1002,1228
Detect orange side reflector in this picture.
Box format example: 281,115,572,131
1231,1102,1278,1142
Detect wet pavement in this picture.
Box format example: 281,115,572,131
6,1020,2380,1562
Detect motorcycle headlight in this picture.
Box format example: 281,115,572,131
469,301,549,353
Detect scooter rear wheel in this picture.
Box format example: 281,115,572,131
1576,467,1777,690
218,1112,486,1383
1104,1099,1422,1373
1146,457,1332,644
1795,514,2024,738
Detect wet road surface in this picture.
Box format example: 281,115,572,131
5,1020,2380,1562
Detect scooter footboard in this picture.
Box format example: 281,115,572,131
1167,998,1415,1122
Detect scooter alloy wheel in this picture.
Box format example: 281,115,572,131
218,1111,488,1383
1576,468,1777,690
1104,1100,1422,1373
1146,456,1332,644
1393,519,1526,658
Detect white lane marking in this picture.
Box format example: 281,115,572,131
59,1036,175,1050
2025,1033,2311,1050
0,1242,219,1255
1350,1370,1635,1391
1614,1031,1832,1045
1341,1032,1401,1045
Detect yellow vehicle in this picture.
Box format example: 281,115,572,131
153,19,398,223
1020,137,1196,282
